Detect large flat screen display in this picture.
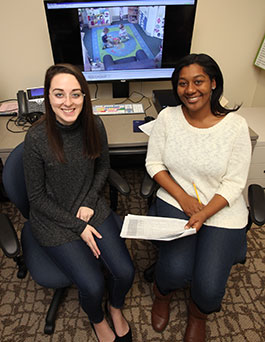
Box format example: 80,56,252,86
44,1,197,84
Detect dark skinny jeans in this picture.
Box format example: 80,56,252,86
43,212,135,323
150,198,247,314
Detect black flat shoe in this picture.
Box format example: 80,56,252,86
115,326,132,342
105,302,132,342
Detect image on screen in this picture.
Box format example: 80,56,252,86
79,5,164,73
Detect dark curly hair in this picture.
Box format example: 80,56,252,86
171,53,241,116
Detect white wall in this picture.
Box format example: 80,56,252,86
191,0,265,107
0,0,53,99
252,69,265,106
0,0,265,106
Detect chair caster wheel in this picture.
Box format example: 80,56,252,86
44,323,55,335
17,266,27,279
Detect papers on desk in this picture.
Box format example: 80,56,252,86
120,214,196,241
0,101,18,116
138,120,156,136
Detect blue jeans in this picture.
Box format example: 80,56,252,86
150,198,247,314
43,212,135,323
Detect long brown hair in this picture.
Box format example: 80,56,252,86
43,63,101,162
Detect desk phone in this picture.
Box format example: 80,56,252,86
17,87,45,124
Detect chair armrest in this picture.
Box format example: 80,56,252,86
140,172,158,199
0,213,20,258
108,169,130,196
248,184,265,226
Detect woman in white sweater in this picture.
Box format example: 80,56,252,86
145,53,251,342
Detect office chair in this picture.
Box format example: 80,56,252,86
0,142,130,335
248,184,265,226
140,174,255,283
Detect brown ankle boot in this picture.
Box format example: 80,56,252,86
151,283,173,332
184,300,207,342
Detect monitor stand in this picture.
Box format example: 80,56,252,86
112,80,129,98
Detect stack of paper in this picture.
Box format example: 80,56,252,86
120,214,196,241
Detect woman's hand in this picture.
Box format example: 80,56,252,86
185,194,229,232
185,211,207,232
178,193,204,217
80,224,102,258
76,207,94,222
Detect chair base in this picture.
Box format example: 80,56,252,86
144,263,156,283
44,287,68,335
14,255,28,279
109,185,118,211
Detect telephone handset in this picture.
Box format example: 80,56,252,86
17,90,29,117
16,88,44,124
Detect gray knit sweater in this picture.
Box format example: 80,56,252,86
23,116,111,247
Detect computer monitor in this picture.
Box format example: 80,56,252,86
43,0,197,97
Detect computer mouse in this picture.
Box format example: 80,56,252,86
144,116,155,123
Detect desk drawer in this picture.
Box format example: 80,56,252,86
248,164,265,179
246,178,265,189
251,145,265,163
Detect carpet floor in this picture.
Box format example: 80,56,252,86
0,168,264,342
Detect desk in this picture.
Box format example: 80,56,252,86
0,117,27,164
0,97,158,165
238,107,265,190
93,97,157,155
1,105,262,168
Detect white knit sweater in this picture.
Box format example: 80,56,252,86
146,105,252,229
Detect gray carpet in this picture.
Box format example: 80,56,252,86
0,168,265,342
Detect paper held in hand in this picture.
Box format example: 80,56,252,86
120,214,196,241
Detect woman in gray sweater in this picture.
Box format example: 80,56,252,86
23,64,134,342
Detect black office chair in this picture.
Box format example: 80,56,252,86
0,142,130,335
140,175,256,283
248,184,265,226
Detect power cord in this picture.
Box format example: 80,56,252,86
6,116,31,133
115,91,152,114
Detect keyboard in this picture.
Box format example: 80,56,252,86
93,103,144,115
